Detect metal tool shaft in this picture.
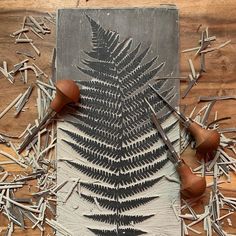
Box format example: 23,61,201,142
18,79,80,154
149,84,189,126
18,109,55,154
145,98,180,164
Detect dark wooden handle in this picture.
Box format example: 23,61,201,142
50,80,80,113
177,160,206,198
188,121,220,159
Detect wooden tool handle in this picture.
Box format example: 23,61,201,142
50,80,80,113
188,121,220,157
177,160,206,198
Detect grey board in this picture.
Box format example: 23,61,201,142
56,7,180,236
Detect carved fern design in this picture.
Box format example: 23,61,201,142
60,15,178,235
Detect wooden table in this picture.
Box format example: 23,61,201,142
0,0,236,235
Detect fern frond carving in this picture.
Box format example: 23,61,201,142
84,213,154,225
61,15,178,235
88,227,147,236
81,193,158,213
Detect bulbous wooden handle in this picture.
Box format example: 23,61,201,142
188,121,220,156
50,80,80,113
177,160,206,198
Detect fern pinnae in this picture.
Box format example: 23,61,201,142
147,86,176,108
76,105,119,125
80,176,163,200
87,227,147,236
112,38,133,61
61,129,119,156
123,102,172,135
123,56,158,91
66,119,120,139
122,111,174,142
123,117,178,151
78,80,117,93
79,96,118,115
125,62,165,95
77,66,118,85
109,36,120,53
64,160,118,185
118,159,168,185
86,86,118,99
118,46,150,79
83,60,116,74
121,140,179,171
117,177,164,199
81,193,159,213
123,78,163,102
70,110,119,128
84,213,155,226
65,121,119,146
77,107,119,125
62,140,118,171
117,42,140,71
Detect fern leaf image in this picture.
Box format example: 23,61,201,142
60,15,178,235
87,227,147,236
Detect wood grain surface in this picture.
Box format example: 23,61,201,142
0,0,235,235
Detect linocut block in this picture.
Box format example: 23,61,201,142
56,7,180,236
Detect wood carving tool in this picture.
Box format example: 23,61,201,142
145,98,206,198
149,84,220,160
17,80,80,154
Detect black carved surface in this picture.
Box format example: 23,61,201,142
60,15,178,235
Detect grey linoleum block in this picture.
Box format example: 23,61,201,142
56,7,180,236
